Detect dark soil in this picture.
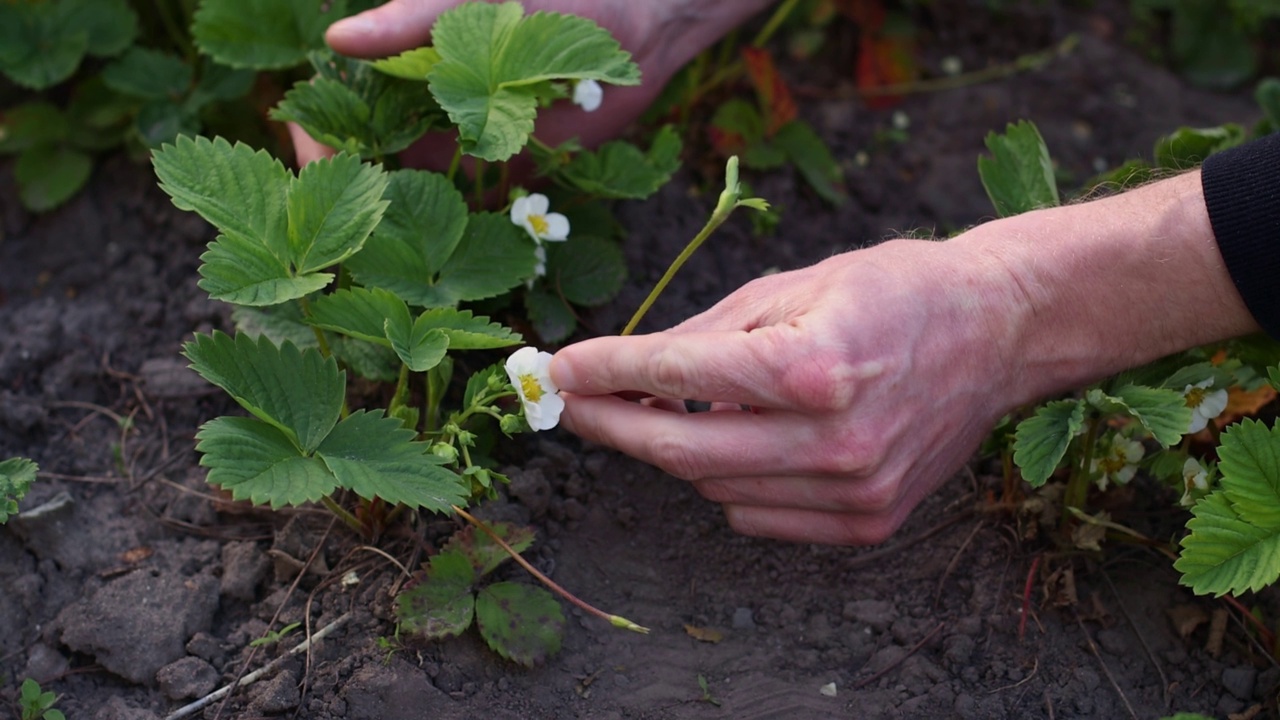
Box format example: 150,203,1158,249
2,2,1276,719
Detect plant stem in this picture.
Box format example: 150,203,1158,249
622,192,741,336
473,159,487,210
451,505,649,633
154,0,195,65
1062,417,1100,523
296,296,332,358
751,0,802,48
855,34,1079,98
320,495,364,535
446,146,463,182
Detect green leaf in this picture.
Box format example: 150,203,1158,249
436,213,538,303
385,316,449,372
197,234,331,306
0,3,87,90
775,120,847,205
372,47,442,80
475,582,565,666
72,0,139,57
136,100,202,148
196,416,336,507
0,102,69,154
287,153,390,274
396,551,476,638
1217,419,1280,530
464,364,504,409
555,126,682,200
428,2,640,161
153,136,291,262
317,410,467,512
546,235,626,307
331,336,401,383
231,304,317,348
1171,0,1255,90
442,522,536,577
412,308,522,350
1088,385,1191,447
977,120,1059,217
1257,77,1280,130
0,457,38,524
103,47,192,100
193,0,344,70
271,53,443,159
308,287,404,345
1176,491,1280,596
14,145,92,212
1013,399,1085,486
190,59,257,106
183,332,344,454
525,287,577,344
1154,125,1246,169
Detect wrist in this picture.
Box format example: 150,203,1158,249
952,171,1258,405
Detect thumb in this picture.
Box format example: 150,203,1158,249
327,0,448,58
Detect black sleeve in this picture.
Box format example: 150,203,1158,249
1202,131,1280,339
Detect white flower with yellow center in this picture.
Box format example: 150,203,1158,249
1179,457,1210,507
573,79,603,112
1183,378,1228,434
510,193,570,245
1091,436,1144,491
504,347,564,431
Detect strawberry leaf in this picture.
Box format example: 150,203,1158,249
554,125,683,200
1013,399,1085,486
546,235,625,307
0,457,38,524
287,152,389,274
397,552,476,638
978,120,1059,217
193,0,343,70
15,145,92,212
475,582,564,666
195,416,337,507
1218,419,1280,530
441,522,536,577
1176,490,1280,596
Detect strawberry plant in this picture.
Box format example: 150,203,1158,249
1,457,38,525
976,109,1280,598
151,0,694,663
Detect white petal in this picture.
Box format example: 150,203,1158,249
1201,389,1229,419
524,193,550,216
510,195,532,224
526,392,565,431
1187,412,1209,434
573,79,603,112
542,213,570,241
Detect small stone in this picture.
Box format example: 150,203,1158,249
251,669,301,713
23,643,68,683
220,541,268,601
185,632,226,667
1222,666,1258,701
156,656,219,700
819,682,837,697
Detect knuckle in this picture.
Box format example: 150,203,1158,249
836,475,899,515
834,513,898,546
777,352,856,412
810,429,881,477
649,345,695,398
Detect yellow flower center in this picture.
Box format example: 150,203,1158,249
528,214,549,236
1185,387,1207,409
1098,454,1127,475
519,373,544,403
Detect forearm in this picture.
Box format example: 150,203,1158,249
955,170,1259,405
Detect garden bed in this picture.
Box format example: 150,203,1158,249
2,2,1276,718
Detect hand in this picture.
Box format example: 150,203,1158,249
290,0,773,166
549,238,1030,545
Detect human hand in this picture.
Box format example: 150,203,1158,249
549,238,1031,545
290,0,773,166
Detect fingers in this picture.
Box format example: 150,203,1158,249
721,505,910,546
558,394,878,481
287,122,336,167
327,0,443,58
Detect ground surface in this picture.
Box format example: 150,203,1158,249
2,2,1278,719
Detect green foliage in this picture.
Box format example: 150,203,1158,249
13,145,92,213
549,125,683,199
977,121,1059,217
153,136,389,305
397,523,564,666
0,0,138,90
1154,125,1246,169
1,457,39,525
192,0,345,70
1012,400,1085,487
427,1,640,160
19,678,64,720
708,100,846,205
1085,385,1191,448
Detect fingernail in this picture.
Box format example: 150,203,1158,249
549,354,577,391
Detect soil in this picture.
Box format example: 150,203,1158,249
2,2,1277,719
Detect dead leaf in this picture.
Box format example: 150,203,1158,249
683,624,724,643
1071,520,1107,552
1167,604,1209,639
1206,607,1228,657
1043,565,1078,608
742,47,798,135
1217,385,1277,426
1229,704,1263,720
119,546,154,564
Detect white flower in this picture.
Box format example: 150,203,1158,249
1183,378,1228,434
573,79,603,112
1091,436,1144,490
504,347,564,431
510,193,569,244
1179,457,1210,507
533,244,547,277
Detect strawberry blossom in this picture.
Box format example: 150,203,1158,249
504,347,564,431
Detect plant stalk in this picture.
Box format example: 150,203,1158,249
751,0,802,49
452,505,649,633
1062,417,1100,523
320,495,364,535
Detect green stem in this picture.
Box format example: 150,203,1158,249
622,205,736,336
858,34,1079,98
1062,417,1100,522
473,158,487,210
321,495,363,534
296,296,332,358
446,145,463,183
154,0,194,64
751,0,803,48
